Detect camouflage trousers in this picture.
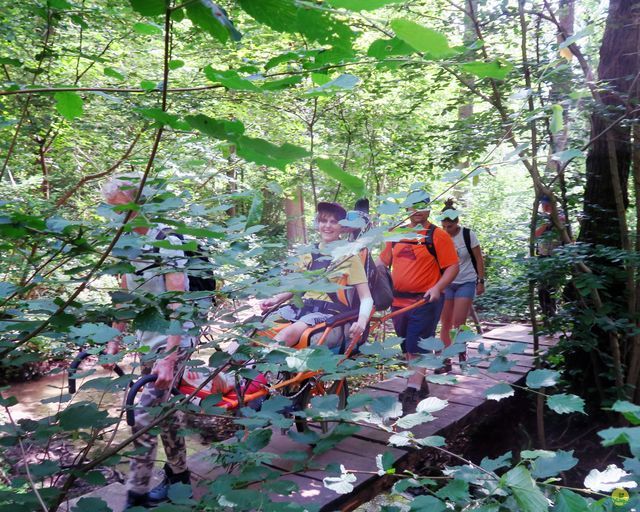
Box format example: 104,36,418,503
126,345,192,494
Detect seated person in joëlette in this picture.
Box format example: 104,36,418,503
259,201,374,349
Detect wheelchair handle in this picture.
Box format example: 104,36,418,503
125,374,181,427
68,350,125,394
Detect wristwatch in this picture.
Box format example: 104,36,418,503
477,278,485,284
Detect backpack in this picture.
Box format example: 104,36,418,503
141,228,217,295
391,223,442,275
462,227,478,275
361,250,393,311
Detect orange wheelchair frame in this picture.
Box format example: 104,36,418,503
68,299,427,434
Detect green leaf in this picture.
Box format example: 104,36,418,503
584,465,637,492
530,450,578,478
54,92,84,121
552,148,584,164
612,400,640,425
460,60,513,80
83,471,107,485
49,0,73,8
526,369,560,389
185,114,245,141
485,383,514,401
0,57,22,67
305,74,360,96
58,403,111,430
244,428,272,451
503,466,549,512
0,282,18,298
71,497,112,512
236,137,309,171
416,396,448,413
140,80,157,91
103,67,125,80
367,37,415,59
185,0,241,43
553,489,589,512
133,22,162,35
547,394,585,415
204,66,260,92
238,0,354,53
246,191,263,229
410,495,446,512
390,19,457,59
30,460,60,478
436,478,470,502
168,59,185,70
323,469,357,494
69,323,121,344
415,435,445,447
136,108,190,130
315,158,366,197
327,0,405,10
550,104,564,134
598,426,640,457
260,75,303,91
130,0,167,16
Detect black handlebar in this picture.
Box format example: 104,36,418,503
125,374,181,426
68,350,125,394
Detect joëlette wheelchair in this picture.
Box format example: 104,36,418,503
67,298,429,437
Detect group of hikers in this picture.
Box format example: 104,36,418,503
100,176,486,509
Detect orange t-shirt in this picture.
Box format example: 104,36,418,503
380,224,458,307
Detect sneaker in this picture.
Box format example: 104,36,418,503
147,464,192,506
434,358,453,374
125,491,150,510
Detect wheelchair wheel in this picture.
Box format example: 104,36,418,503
294,378,348,435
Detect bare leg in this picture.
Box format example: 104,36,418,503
440,299,454,348
452,297,473,334
274,321,308,347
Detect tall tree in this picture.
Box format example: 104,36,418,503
579,0,640,248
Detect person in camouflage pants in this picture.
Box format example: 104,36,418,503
127,348,192,498
102,175,197,509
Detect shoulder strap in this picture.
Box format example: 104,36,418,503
306,245,342,305
463,227,478,275
423,224,441,274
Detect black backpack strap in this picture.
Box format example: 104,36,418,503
135,228,185,275
307,246,342,306
463,227,478,275
390,224,441,274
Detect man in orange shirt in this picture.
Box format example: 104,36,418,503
378,192,459,411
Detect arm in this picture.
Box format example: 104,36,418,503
104,275,127,369
472,245,486,296
424,263,459,302
153,271,187,390
349,282,373,339
260,292,294,312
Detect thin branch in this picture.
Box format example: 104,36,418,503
55,126,146,207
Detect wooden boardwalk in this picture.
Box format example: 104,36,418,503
63,324,558,512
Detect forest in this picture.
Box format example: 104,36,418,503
0,0,639,511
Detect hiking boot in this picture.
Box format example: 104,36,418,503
147,464,192,506
125,490,150,510
434,358,453,374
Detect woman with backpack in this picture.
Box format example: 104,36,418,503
259,201,373,349
438,199,486,372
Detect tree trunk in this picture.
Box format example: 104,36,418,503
285,186,307,247
579,0,640,247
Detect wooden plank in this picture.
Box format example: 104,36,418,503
482,325,558,346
